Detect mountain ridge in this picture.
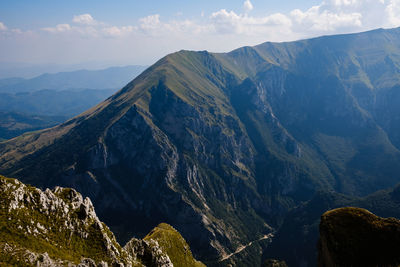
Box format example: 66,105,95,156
0,65,147,93
2,27,400,265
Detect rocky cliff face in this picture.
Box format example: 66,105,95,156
2,28,400,265
318,207,400,267
0,175,203,267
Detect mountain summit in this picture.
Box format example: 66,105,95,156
2,27,400,265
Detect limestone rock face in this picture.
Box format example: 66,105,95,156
124,239,173,267
0,176,204,267
318,207,400,267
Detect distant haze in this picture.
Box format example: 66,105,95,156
0,65,147,91
0,62,138,79
1,0,400,68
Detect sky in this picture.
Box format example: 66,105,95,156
1,0,400,74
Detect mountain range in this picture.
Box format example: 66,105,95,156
0,65,147,93
0,65,147,140
2,27,400,266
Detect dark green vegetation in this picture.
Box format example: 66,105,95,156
0,175,203,266
318,207,400,267
0,111,66,140
2,27,400,265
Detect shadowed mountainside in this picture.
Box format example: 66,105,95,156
265,184,400,266
318,207,400,267
2,27,400,265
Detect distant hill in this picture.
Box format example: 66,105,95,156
0,65,147,140
0,89,115,117
0,77,25,87
0,111,66,140
0,65,147,93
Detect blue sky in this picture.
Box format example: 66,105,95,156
0,1,321,28
0,0,400,74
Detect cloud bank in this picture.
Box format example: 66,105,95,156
0,22,7,31
1,0,400,66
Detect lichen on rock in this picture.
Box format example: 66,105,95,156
0,175,205,267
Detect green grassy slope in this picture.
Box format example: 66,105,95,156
0,175,204,267
144,223,206,267
0,175,131,266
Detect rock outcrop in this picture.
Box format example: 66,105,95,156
263,259,288,267
318,207,400,267
0,175,204,267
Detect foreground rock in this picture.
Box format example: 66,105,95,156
262,259,287,267
0,175,204,267
318,207,400,267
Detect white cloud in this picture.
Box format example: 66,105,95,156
137,14,210,36
244,0,254,13
29,0,400,42
210,9,292,35
290,6,362,33
0,22,7,31
289,0,400,34
11,28,23,34
139,14,161,31
72,14,97,25
41,14,105,37
42,24,72,33
210,9,241,34
385,0,400,27
3,0,400,67
103,26,136,37
331,0,360,7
